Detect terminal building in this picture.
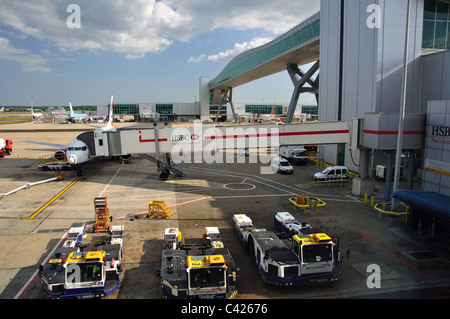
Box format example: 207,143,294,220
97,102,315,122
96,1,449,221
317,0,450,210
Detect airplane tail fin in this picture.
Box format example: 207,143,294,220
271,104,275,116
106,95,114,129
69,102,74,114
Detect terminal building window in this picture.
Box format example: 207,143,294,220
423,0,450,50
209,106,227,116
113,104,139,115
156,104,173,114
245,105,282,115
302,105,318,115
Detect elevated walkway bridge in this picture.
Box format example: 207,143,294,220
208,12,320,123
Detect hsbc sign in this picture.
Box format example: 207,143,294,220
171,133,200,142
430,125,450,137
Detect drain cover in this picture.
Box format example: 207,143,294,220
408,251,440,260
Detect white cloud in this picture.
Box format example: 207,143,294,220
0,37,50,72
0,0,319,61
187,54,206,63
208,37,273,63
188,37,273,64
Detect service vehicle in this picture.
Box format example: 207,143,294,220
0,139,12,158
233,214,342,286
158,226,238,299
38,224,124,299
271,157,294,174
314,166,348,181
279,145,308,165
274,212,313,234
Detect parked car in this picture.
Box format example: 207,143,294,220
271,157,294,174
314,166,348,181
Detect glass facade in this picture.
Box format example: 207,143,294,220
209,12,320,89
113,104,139,115
423,0,450,50
245,105,282,115
302,105,318,115
156,104,173,114
209,106,227,116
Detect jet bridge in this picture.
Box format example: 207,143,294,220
94,121,353,157
72,115,425,190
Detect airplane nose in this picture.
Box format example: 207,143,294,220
68,155,77,165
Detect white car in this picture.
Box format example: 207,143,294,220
314,166,348,181
238,148,249,156
271,158,294,174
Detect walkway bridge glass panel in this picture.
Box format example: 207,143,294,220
209,12,320,93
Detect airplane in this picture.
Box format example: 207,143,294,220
20,96,118,172
30,103,44,120
0,107,4,112
66,95,117,166
69,102,89,122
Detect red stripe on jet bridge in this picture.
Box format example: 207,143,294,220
139,137,168,143
204,130,349,140
363,130,426,135
280,130,349,137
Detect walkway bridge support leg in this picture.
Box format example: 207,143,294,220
215,87,237,122
285,60,319,124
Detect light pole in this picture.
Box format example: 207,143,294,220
392,0,411,209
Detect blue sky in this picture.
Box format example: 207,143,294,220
0,1,320,107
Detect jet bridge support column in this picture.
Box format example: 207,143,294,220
384,151,394,202
215,87,237,123
285,60,319,124
352,148,375,197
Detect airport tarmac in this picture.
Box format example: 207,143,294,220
1,121,450,299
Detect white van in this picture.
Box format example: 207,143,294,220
271,157,294,174
314,166,348,181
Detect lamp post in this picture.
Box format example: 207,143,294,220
392,0,411,209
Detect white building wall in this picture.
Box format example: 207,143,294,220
375,0,424,114
199,77,211,120
341,0,378,120
320,0,424,120
319,0,426,171
423,101,450,196
421,51,450,106
319,0,341,121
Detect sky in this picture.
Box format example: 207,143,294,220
0,0,320,107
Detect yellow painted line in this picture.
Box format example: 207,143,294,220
22,164,97,220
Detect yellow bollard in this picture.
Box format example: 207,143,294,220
364,193,368,204
371,196,374,207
